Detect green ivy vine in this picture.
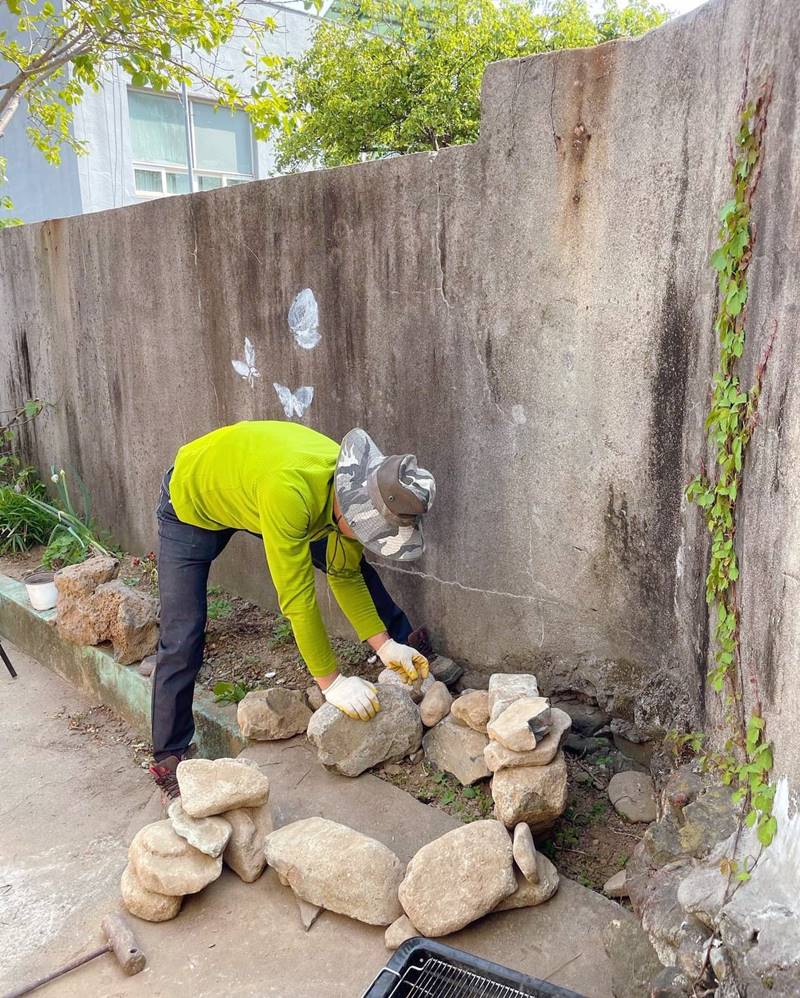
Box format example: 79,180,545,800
685,77,776,863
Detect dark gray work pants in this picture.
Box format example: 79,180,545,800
151,472,412,760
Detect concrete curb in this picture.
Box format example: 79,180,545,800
0,572,247,759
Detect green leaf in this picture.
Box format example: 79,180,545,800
757,815,777,847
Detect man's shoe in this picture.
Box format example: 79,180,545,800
407,627,434,660
148,745,197,806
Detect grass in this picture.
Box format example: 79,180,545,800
207,596,233,620
269,615,294,648
0,486,53,554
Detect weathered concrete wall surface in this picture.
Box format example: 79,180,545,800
1,0,798,778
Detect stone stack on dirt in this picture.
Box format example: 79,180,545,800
54,554,159,665
120,757,273,922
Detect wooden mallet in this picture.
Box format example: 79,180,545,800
3,914,147,998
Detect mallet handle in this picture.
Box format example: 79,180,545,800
2,945,109,998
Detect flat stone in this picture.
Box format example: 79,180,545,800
487,697,551,752
418,681,452,727
264,817,404,926
603,870,629,898
120,862,182,923
491,752,568,832
603,916,663,998
422,714,490,786
168,799,231,857
305,685,325,711
296,896,323,931
451,690,490,733
485,708,572,770
608,771,658,823
494,851,559,910
385,914,418,950
54,555,119,600
177,758,270,818
512,822,538,883
488,673,540,721
429,656,463,686
223,803,274,882
129,819,223,895
307,684,423,778
398,820,516,937
237,688,312,740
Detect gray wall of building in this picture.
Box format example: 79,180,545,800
1,0,799,782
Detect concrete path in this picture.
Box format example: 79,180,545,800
1,644,629,997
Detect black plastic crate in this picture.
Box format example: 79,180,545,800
362,938,588,998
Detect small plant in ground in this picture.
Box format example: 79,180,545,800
212,680,250,704
207,596,233,621
270,615,294,648
0,485,52,553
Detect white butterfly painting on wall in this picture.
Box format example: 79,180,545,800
274,384,314,419
288,288,320,350
231,337,260,387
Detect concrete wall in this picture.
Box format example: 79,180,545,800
1,0,799,780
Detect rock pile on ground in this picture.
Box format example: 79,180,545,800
54,555,159,664
307,684,423,777
120,757,274,922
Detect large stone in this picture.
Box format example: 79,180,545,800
91,579,159,665
418,681,452,727
306,684,423,778
223,804,274,882
640,864,711,968
168,799,231,857
177,758,270,818
120,862,182,923
54,555,119,600
377,669,434,704
487,674,540,721
264,817,404,926
512,822,538,883
487,697,552,752
491,752,568,832
608,771,658,823
237,688,312,740
55,599,106,646
129,820,223,895
385,914,418,950
399,820,516,937
603,917,663,998
677,785,737,858
485,708,572,771
451,690,490,733
494,851,559,910
422,714,490,786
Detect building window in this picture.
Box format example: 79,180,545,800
127,89,254,197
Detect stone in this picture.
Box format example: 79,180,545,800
677,785,737,859
603,870,629,898
418,681,452,727
128,820,223,895
612,731,657,768
487,697,552,752
608,771,658,823
641,815,686,868
512,822,538,883
676,864,726,930
493,851,559,910
264,817,404,926
377,668,426,702
650,966,692,997
55,599,106,647
487,673,540,721
484,708,572,771
237,688,312,740
491,752,568,832
451,690,490,733
296,896,323,931
640,865,711,968
663,765,705,813
398,820,516,937
422,714,491,786
223,804,274,882
120,863,182,923
455,670,490,693
307,684,423,778
603,917,663,998
168,799,231,857
54,555,119,600
550,698,609,737
385,914,418,950
305,684,325,711
177,758,270,818
88,579,159,665
429,655,463,686
138,654,156,678
564,733,613,756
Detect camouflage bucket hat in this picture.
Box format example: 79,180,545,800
334,428,435,561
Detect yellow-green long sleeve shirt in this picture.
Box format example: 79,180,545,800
169,421,385,677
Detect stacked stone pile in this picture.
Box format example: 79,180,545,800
121,757,272,922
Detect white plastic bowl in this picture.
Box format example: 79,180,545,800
24,571,58,611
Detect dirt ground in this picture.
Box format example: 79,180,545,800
1,544,645,896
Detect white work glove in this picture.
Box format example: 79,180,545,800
323,674,381,721
377,639,429,685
